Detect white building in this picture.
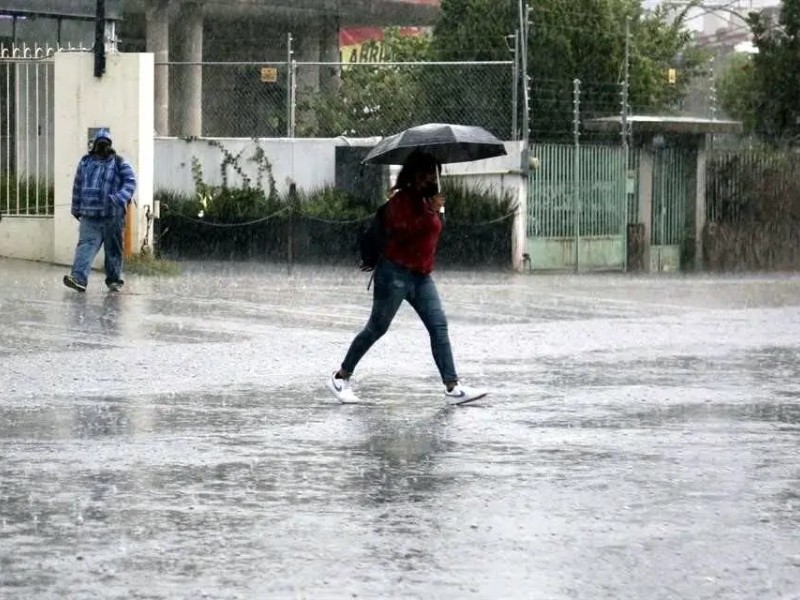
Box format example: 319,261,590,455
697,0,780,36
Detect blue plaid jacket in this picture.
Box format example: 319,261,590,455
71,153,137,219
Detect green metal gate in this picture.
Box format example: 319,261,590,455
651,147,696,271
528,144,628,271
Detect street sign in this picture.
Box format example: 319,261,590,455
260,67,278,83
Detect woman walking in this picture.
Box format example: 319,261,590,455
327,151,488,405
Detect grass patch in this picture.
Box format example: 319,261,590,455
125,253,181,277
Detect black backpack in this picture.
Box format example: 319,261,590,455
358,201,389,272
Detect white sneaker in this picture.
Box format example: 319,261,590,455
327,372,360,403
445,383,489,406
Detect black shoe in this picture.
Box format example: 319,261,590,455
63,274,86,292
105,278,124,293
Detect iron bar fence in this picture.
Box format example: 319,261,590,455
0,43,75,217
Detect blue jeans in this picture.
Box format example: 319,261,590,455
341,260,458,383
70,212,125,287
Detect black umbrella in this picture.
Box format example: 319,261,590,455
362,123,507,165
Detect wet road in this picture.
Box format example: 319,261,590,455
1,258,799,599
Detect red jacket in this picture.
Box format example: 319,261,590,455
383,188,443,275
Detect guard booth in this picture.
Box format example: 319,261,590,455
584,116,743,272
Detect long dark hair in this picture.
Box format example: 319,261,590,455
392,151,441,191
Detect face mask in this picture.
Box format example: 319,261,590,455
95,142,111,157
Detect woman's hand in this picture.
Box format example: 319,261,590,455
428,194,445,213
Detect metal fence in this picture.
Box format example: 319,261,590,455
707,148,800,224
0,43,62,217
651,147,696,246
161,60,517,140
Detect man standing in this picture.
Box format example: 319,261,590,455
63,129,137,293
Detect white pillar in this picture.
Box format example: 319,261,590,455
637,147,654,272
512,146,528,272
146,0,170,136
173,2,203,137
53,53,154,267
694,139,707,271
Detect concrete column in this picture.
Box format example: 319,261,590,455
512,164,528,272
296,27,321,134
694,139,708,271
145,0,170,136
320,15,341,94
297,28,321,93
637,147,654,272
173,2,203,137
53,53,154,267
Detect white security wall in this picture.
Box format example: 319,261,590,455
53,52,154,267
0,217,53,262
154,137,380,197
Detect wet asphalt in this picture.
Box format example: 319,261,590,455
1,258,799,599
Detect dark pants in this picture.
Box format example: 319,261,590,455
70,213,125,287
341,260,458,383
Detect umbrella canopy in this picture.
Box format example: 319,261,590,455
362,123,507,165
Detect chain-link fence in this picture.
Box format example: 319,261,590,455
162,60,517,140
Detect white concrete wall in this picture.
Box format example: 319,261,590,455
0,217,54,262
53,52,154,267
154,137,381,197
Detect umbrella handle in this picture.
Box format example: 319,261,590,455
437,170,444,214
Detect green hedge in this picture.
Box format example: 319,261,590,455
156,181,515,268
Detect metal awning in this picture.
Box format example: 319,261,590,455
584,115,743,135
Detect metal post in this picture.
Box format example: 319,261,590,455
5,59,10,213
621,16,631,271
24,55,30,212
621,17,631,151
35,58,40,213
573,78,581,273
708,55,717,150
290,59,297,138
708,55,717,121
519,1,531,160
511,30,519,141
286,33,295,138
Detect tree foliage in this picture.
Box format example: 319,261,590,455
716,53,760,132
433,0,707,141
300,1,705,141
297,29,434,137
746,0,800,139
